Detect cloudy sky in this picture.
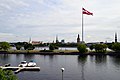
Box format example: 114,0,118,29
0,0,120,43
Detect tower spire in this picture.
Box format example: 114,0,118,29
115,33,117,43
56,35,59,43
77,34,80,44
29,37,31,44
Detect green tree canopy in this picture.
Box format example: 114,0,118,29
49,44,55,50
24,43,35,50
0,42,11,51
89,44,95,51
77,44,88,54
94,44,107,53
111,43,120,52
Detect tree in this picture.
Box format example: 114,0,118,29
24,43,35,50
0,69,18,80
49,44,55,50
111,43,120,52
89,44,95,51
15,45,22,50
94,44,107,53
77,44,88,54
15,42,24,50
0,42,11,51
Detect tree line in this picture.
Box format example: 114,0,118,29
77,42,120,54
1,41,120,53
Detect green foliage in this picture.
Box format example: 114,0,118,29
54,46,59,49
49,44,55,50
111,43,120,52
49,44,59,50
0,69,18,80
107,44,113,50
0,42,11,51
77,44,88,54
89,44,95,51
15,42,24,50
94,44,107,53
15,45,22,50
24,43,35,50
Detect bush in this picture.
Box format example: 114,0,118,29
77,44,88,54
0,69,18,80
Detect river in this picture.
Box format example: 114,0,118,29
0,54,120,80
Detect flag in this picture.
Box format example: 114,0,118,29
82,8,93,15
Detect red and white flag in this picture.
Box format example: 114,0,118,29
82,8,93,16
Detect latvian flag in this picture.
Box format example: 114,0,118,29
82,8,93,16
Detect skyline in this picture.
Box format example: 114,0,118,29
0,0,120,42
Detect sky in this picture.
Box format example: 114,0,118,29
0,0,120,43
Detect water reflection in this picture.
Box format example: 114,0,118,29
24,54,35,61
95,55,107,64
78,55,87,64
77,55,87,80
48,55,54,62
0,54,10,65
110,56,120,68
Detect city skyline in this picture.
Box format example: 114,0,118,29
0,0,120,42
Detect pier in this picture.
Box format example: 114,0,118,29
0,66,40,74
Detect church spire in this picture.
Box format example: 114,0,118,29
77,34,80,43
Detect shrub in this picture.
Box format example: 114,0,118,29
0,69,18,80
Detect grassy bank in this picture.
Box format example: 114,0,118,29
0,50,120,56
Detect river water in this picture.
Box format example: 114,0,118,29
0,54,120,80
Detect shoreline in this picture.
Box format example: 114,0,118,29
0,51,120,56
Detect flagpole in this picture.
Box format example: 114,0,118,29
82,8,84,43
81,8,93,43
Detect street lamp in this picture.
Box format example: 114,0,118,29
61,68,65,80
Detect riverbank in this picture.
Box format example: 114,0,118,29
0,50,120,56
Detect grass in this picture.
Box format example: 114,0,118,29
53,50,79,53
7,49,79,53
8,50,40,53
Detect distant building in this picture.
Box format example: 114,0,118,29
31,41,42,45
77,34,80,44
56,35,59,43
61,39,65,44
115,33,117,43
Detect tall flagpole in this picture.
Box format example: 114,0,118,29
82,8,84,43
81,8,93,43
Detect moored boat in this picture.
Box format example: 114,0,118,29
27,60,36,67
18,61,28,67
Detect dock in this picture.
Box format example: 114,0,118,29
0,66,40,74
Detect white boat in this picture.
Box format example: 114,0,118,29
18,61,28,67
27,60,36,67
